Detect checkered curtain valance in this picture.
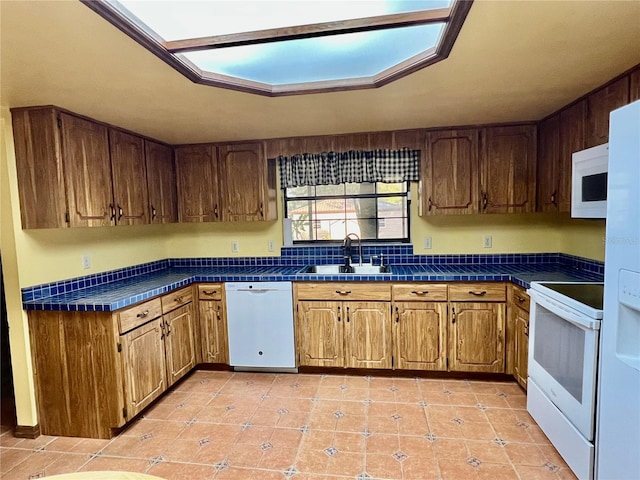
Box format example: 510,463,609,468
276,148,420,189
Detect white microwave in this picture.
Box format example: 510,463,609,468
571,143,608,218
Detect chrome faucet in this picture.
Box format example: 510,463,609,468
343,233,363,266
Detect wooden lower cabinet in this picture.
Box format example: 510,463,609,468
449,302,506,373
198,283,229,364
393,302,447,370
296,301,344,367
344,302,392,369
513,308,529,389
163,304,197,387
121,317,167,419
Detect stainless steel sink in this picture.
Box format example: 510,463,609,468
300,264,392,274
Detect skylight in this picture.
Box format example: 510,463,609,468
83,0,473,96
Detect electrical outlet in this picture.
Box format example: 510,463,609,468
423,236,432,249
82,254,91,269
267,240,275,252
483,234,493,248
231,240,239,253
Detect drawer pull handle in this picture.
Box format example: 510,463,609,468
516,295,526,302
336,290,352,295
468,290,487,296
411,290,429,295
202,290,217,295
136,310,149,318
175,296,184,303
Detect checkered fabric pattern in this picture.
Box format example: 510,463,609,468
276,148,420,188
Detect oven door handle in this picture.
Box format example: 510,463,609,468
529,290,601,331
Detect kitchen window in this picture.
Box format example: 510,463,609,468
284,182,410,242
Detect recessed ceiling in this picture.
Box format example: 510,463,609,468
84,0,470,96
1,1,639,145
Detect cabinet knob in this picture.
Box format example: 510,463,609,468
428,197,433,211
214,204,219,218
411,291,429,295
202,290,217,295
136,310,149,318
109,204,116,221
346,306,350,322
175,296,184,303
335,290,352,295
117,204,123,221
260,202,264,217
151,205,157,221
482,192,488,210
516,295,526,302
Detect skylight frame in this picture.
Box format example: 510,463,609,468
81,0,474,97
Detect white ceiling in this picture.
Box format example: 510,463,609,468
1,0,639,145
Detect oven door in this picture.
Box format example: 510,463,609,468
528,290,600,440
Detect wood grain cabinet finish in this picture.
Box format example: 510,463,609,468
393,302,447,371
120,317,167,420
630,69,640,102
174,145,220,223
145,140,178,224
218,142,275,221
449,302,506,373
536,114,561,212
198,283,229,364
28,311,125,438
163,303,197,387
295,284,392,369
11,108,68,229
585,76,630,148
507,284,530,390
108,129,149,225
480,125,537,214
423,129,479,215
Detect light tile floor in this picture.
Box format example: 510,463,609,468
0,371,577,479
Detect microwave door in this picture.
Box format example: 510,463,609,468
571,143,609,218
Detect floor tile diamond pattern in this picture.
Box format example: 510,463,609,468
0,371,578,479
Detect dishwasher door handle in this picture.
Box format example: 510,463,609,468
233,288,280,293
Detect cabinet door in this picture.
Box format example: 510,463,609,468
559,101,587,212
423,129,479,215
449,302,505,373
536,115,561,212
585,77,630,148
59,113,113,227
514,308,529,390
145,140,177,224
296,301,343,367
199,300,229,364
121,317,167,420
11,108,68,229
218,142,266,221
394,302,447,371
109,129,149,225
344,302,392,369
630,69,640,102
163,303,197,387
481,125,536,214
175,145,219,222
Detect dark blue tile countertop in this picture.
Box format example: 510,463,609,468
22,251,604,312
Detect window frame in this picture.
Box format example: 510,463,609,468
283,181,411,244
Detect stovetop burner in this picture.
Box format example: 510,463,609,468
536,282,604,310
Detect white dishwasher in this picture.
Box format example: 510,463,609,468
225,282,296,371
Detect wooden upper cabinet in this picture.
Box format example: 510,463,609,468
145,140,177,224
558,101,586,213
218,142,268,221
630,68,640,102
109,129,149,225
174,145,219,223
11,107,68,229
480,125,537,214
536,115,561,212
585,76,630,148
423,129,479,215
60,113,114,227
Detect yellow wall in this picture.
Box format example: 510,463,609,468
1,104,606,430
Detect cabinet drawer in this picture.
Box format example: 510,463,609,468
198,283,223,301
392,284,448,301
295,282,391,301
510,284,530,312
449,283,506,302
161,286,193,313
117,298,162,334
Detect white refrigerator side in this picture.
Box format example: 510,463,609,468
596,100,640,480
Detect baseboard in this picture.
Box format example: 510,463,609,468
14,423,40,439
